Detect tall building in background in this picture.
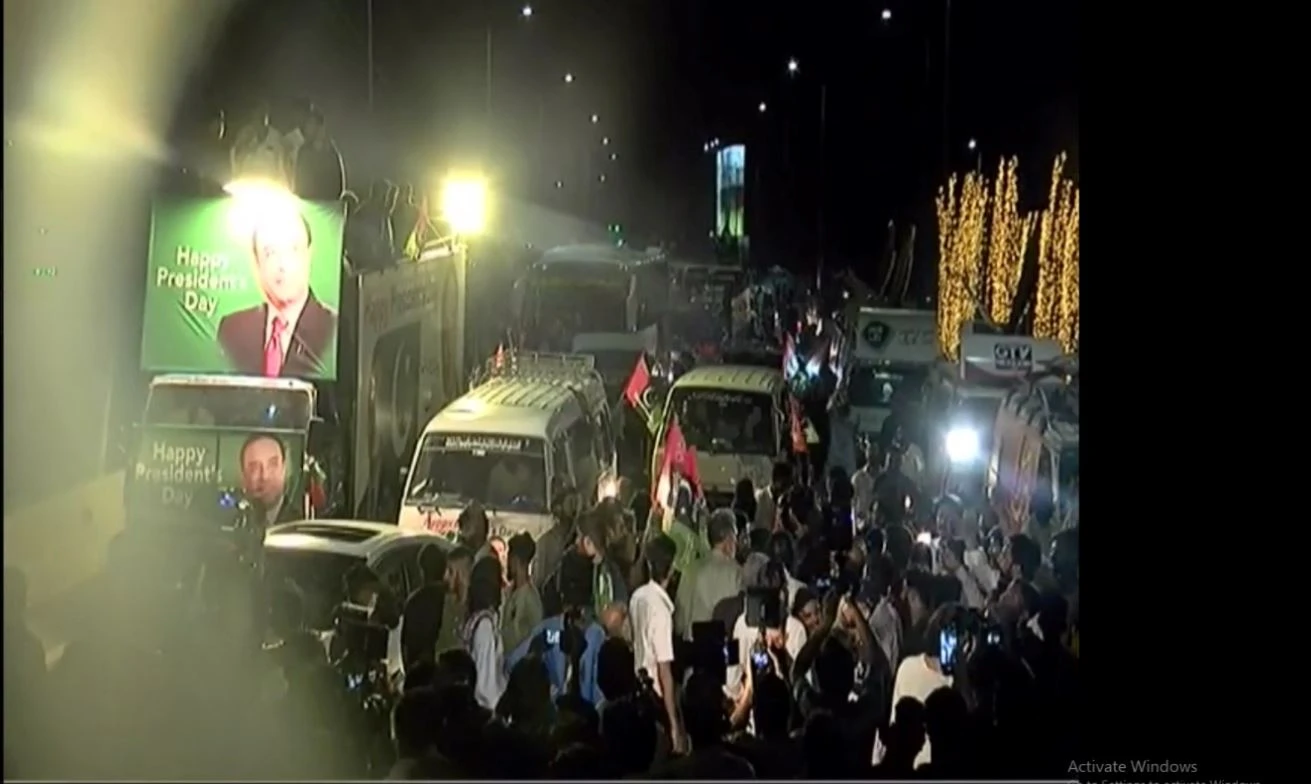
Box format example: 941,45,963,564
715,144,746,240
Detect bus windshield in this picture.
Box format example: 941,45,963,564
405,434,548,514
667,388,775,455
527,265,630,336
144,385,313,430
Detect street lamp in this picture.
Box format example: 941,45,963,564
758,101,767,113
601,136,610,146
881,8,892,21
609,152,617,161
564,72,574,83
591,113,599,124
787,58,799,75
967,138,977,151
521,4,533,18
598,174,607,183
554,180,563,189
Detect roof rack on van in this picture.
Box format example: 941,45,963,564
473,348,604,393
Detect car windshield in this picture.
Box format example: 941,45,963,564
848,366,917,409
405,433,548,513
667,388,775,455
145,385,313,430
263,548,364,630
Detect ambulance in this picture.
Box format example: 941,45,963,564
398,351,616,541
652,365,788,508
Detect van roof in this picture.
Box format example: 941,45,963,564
537,244,662,267
422,377,588,440
671,365,783,395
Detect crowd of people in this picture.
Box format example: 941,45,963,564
4,438,1078,779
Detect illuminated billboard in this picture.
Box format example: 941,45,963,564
715,144,746,239
140,196,346,379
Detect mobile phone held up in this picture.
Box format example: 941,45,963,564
546,628,561,647
939,626,961,676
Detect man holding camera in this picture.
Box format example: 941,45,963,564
727,559,808,723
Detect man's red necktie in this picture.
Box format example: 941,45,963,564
264,317,287,377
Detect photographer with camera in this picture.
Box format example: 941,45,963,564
727,559,807,729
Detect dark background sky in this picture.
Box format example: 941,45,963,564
180,0,1076,281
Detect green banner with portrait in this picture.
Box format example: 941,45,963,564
140,196,345,379
127,425,306,526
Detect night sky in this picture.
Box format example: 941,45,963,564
179,0,1076,282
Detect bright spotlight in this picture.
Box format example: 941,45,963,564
590,113,599,124
601,136,610,146
521,4,533,18
223,178,297,238
564,72,574,83
787,58,799,74
881,8,892,21
967,138,978,151
609,152,617,161
440,175,488,236
554,179,563,189
945,427,980,465
758,101,767,113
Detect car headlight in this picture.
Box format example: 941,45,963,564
945,427,980,465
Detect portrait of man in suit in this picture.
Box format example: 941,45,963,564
217,208,337,377
239,432,298,526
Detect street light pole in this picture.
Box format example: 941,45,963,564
942,0,952,176
817,82,827,285
485,25,494,122
366,0,374,111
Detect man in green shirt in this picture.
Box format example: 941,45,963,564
501,534,543,653
579,510,629,619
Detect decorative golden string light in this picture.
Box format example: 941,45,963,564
937,152,1079,357
1032,153,1079,352
984,158,1031,326
935,170,989,358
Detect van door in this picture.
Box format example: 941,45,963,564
567,418,601,496
551,433,574,495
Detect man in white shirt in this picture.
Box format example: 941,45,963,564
887,604,956,769
629,534,686,753
851,448,878,525
730,559,807,702
939,538,988,610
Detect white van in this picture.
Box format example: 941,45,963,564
652,365,787,508
398,352,616,541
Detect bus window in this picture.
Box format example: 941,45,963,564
552,435,573,489
568,419,600,484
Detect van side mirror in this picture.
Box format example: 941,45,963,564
308,417,334,453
